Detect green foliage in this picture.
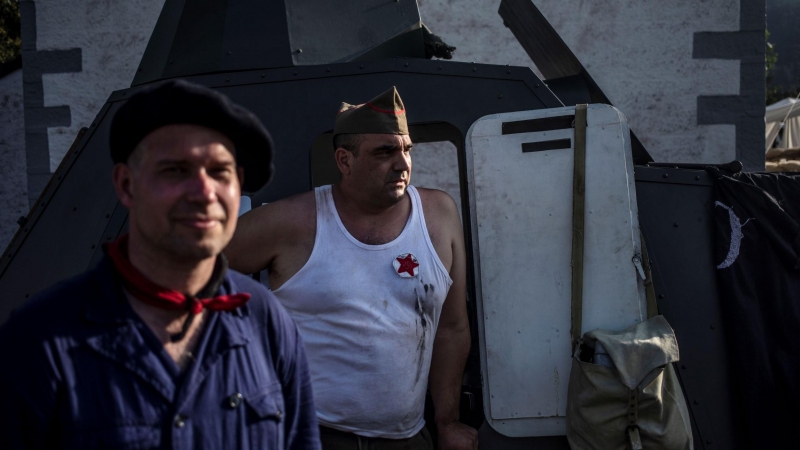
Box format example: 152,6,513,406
765,29,799,105
766,30,777,82
0,0,21,65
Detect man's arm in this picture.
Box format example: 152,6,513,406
428,194,478,450
269,301,321,450
226,202,282,274
0,329,59,449
281,327,321,450
226,192,314,276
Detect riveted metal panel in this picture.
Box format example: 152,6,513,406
468,105,645,437
0,58,558,330
635,166,741,450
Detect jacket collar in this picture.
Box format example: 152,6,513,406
84,256,136,325
82,255,252,402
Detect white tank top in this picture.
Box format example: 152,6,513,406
272,185,452,438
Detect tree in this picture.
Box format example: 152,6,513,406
0,0,20,66
766,29,800,105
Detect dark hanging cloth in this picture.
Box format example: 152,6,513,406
709,168,800,448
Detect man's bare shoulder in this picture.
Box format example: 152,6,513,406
415,187,460,222
227,190,316,274
241,190,316,229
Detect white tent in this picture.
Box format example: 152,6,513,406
766,97,800,152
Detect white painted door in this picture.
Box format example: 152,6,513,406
466,104,647,437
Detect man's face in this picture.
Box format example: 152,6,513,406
345,133,413,206
113,124,243,261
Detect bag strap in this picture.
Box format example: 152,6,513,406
639,231,659,318
570,104,588,351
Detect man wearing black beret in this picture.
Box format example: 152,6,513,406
0,80,320,449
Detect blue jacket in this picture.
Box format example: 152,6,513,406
0,256,320,449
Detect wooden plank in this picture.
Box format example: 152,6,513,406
498,0,582,80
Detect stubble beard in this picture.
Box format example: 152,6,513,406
135,215,229,264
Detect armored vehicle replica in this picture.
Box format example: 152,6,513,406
2,1,797,448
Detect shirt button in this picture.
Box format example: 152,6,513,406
174,414,186,428
229,393,243,409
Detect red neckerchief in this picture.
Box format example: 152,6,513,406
105,235,250,315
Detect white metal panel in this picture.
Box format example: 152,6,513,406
466,105,646,437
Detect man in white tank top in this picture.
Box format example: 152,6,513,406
226,87,477,450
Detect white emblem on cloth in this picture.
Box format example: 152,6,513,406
715,201,754,269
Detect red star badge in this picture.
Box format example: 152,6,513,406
394,253,419,278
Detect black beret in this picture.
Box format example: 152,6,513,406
109,80,273,193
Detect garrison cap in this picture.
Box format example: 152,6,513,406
333,86,409,138
109,79,274,193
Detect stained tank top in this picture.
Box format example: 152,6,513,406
272,185,452,438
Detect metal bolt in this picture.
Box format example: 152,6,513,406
360,64,364,68
498,94,503,99
404,62,409,67
174,415,185,428
225,78,230,82
673,222,679,227
506,70,511,74
260,73,265,78
663,173,669,178
227,51,231,55
695,175,700,181
472,67,476,72
536,83,540,87
326,67,331,72
658,294,664,299
296,48,303,53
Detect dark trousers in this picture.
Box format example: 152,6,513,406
319,426,434,450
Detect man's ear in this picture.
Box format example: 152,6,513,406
237,166,245,189
334,147,353,176
112,163,135,209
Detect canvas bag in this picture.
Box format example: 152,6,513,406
565,316,693,449
565,105,692,449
